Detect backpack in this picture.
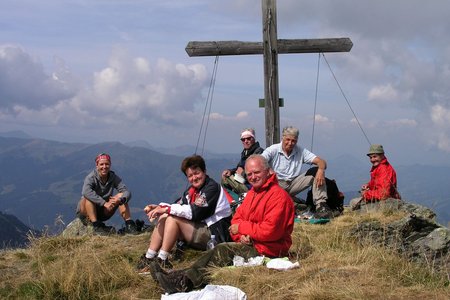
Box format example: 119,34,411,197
305,167,345,212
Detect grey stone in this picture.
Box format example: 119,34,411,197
350,207,449,274
61,218,94,237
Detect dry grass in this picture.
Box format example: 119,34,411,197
0,210,448,299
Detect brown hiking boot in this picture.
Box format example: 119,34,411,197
314,202,332,219
156,270,193,294
136,254,155,275
149,257,173,281
93,222,116,235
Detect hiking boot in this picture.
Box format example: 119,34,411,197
93,222,116,235
172,240,185,262
118,220,139,235
136,254,156,275
156,270,193,294
314,203,332,219
149,257,174,281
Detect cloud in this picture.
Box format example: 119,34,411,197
0,45,210,131
0,45,75,110
314,114,330,123
210,111,249,121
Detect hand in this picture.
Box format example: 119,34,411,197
229,223,239,235
147,206,168,222
240,235,252,245
235,167,244,176
108,195,121,207
104,201,116,212
314,169,326,187
222,170,231,178
144,204,158,214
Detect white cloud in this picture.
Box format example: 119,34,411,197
368,84,400,103
386,119,418,127
431,104,450,127
314,114,330,123
0,45,210,131
0,45,75,110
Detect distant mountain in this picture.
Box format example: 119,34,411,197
0,136,448,231
0,130,33,139
0,136,235,229
0,210,37,249
125,141,237,160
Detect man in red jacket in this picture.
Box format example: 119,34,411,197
350,144,401,210
152,155,295,294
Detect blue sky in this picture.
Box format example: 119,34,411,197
1,0,450,166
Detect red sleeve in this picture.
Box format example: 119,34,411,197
230,193,248,242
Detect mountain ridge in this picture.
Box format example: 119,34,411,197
0,134,448,232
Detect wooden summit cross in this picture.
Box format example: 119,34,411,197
185,0,352,147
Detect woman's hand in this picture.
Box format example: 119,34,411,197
147,206,169,222
144,204,158,214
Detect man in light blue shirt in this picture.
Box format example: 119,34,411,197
262,126,332,218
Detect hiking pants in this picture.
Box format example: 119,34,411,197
185,242,259,288
279,173,328,206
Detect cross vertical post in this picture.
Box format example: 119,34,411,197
185,0,352,147
262,0,280,146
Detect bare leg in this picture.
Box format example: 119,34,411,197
160,216,195,252
78,197,98,222
148,214,168,252
118,203,131,221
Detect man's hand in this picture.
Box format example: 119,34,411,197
240,235,252,245
235,167,244,176
314,168,326,187
222,169,231,178
229,223,239,235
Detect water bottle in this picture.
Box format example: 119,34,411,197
207,235,218,250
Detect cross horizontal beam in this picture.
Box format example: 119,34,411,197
185,38,353,57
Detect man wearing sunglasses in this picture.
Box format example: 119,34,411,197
221,128,264,195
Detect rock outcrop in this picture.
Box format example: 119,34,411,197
350,199,449,274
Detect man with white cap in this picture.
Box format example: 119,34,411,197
350,144,401,210
221,128,264,195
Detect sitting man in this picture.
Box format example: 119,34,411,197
262,126,332,218
350,144,401,210
76,153,137,235
221,128,264,195
152,155,295,294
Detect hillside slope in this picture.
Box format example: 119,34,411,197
0,211,36,249
0,209,448,299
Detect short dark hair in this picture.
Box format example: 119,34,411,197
180,155,206,175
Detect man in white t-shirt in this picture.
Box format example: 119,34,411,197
262,126,331,218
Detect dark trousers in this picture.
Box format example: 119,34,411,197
185,242,259,288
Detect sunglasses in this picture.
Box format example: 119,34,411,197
240,137,253,142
